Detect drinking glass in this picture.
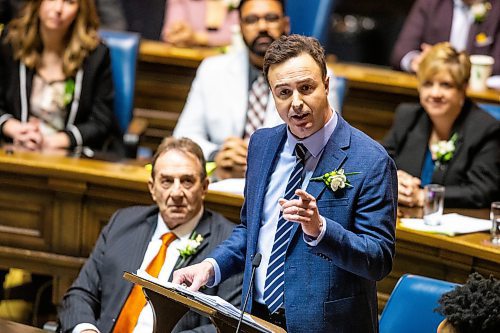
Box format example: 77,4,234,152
423,184,445,226
490,202,500,245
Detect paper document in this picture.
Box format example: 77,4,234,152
400,213,491,236
208,178,245,196
135,270,271,332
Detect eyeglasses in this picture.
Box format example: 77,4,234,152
241,13,282,26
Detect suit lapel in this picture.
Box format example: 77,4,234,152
289,116,351,243
169,210,212,280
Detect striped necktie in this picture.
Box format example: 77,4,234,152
264,143,307,314
113,232,176,332
244,74,268,138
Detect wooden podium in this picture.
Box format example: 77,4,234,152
124,272,286,333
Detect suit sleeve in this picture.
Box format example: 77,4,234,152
390,0,429,70
173,59,219,160
58,210,120,332
65,45,116,149
312,152,398,281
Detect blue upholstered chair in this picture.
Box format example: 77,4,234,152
285,0,336,46
379,274,459,333
99,30,148,157
99,30,140,133
479,103,500,120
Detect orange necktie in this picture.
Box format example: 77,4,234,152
113,232,177,333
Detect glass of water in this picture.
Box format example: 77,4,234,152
491,202,500,245
423,184,445,226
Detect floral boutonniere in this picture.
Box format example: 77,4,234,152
175,232,204,268
430,133,458,167
471,1,491,23
224,0,241,11
310,168,360,192
63,78,75,107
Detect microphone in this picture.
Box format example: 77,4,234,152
235,253,262,333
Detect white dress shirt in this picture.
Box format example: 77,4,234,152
73,209,203,333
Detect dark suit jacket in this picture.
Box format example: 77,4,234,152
58,206,242,333
383,100,500,208
391,0,500,75
211,115,398,332
119,0,166,40
0,32,122,152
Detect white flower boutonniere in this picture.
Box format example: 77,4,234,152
310,169,360,192
177,233,204,259
471,1,491,23
223,0,240,11
430,133,458,167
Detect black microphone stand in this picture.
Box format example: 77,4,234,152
235,253,262,333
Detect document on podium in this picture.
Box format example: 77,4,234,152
136,270,272,333
400,213,491,236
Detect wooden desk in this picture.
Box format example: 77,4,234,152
0,319,45,333
0,149,498,309
134,41,500,148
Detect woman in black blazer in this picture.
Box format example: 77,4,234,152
384,42,500,208
0,0,121,153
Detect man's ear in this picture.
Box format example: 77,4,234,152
200,177,210,200
324,76,330,94
148,177,156,201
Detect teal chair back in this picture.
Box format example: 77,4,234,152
99,30,140,133
479,103,500,120
379,274,458,333
285,0,336,46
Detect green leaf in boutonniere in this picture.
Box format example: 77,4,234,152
310,168,361,192
430,133,458,168
224,0,241,11
63,78,75,107
175,232,204,269
471,1,491,23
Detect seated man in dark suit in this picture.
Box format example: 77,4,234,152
58,137,243,333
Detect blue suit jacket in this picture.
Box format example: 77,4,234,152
211,115,398,332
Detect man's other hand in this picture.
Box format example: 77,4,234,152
214,137,248,179
172,261,215,292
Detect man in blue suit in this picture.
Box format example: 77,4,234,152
174,35,398,332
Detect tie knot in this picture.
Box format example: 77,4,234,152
161,232,176,245
295,143,307,161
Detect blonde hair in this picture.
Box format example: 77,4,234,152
417,42,471,89
5,0,100,77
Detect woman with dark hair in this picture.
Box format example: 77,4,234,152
0,0,121,153
383,42,499,208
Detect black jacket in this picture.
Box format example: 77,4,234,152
383,100,500,208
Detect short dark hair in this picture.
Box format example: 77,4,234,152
238,0,286,16
263,34,327,83
436,273,500,333
151,137,207,180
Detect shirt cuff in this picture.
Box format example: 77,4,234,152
303,216,327,246
73,323,100,333
401,50,421,72
203,258,220,287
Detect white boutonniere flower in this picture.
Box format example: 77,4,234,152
430,133,458,168
176,233,203,260
471,1,491,23
223,0,240,11
175,232,203,269
310,168,360,192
